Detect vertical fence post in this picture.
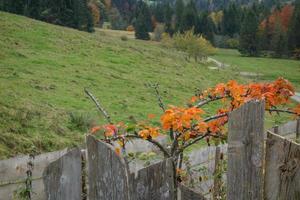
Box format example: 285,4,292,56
227,100,265,200
296,118,300,142
213,146,221,200
43,148,82,200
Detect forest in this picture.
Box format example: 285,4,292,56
1,0,300,58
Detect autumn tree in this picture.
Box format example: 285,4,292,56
87,78,300,196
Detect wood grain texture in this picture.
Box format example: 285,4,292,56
129,158,174,200
43,148,82,200
227,100,265,200
264,131,300,200
86,135,130,200
178,184,206,200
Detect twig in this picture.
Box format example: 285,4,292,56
195,96,225,108
110,134,170,158
203,113,228,122
148,83,166,112
84,88,113,124
267,108,297,115
176,133,210,155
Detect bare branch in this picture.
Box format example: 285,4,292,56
84,88,113,124
147,83,166,112
267,108,298,115
176,133,210,155
110,134,170,158
195,96,225,108
203,113,228,122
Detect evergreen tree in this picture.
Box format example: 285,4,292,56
288,0,300,55
222,3,241,37
180,0,198,32
239,9,259,56
134,1,151,40
175,0,184,31
271,18,287,57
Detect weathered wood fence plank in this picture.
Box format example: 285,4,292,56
227,100,265,200
0,149,68,200
86,135,130,200
43,148,82,200
178,184,206,200
129,158,174,200
264,131,300,200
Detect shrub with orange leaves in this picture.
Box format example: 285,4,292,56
87,77,299,183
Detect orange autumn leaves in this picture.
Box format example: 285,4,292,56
161,106,204,131
192,78,295,110
90,78,299,146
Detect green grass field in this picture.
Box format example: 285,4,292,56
0,12,298,159
213,49,300,89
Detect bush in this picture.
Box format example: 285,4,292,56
152,23,165,42
225,38,239,49
120,35,128,41
126,25,135,32
173,29,217,61
161,33,173,48
293,49,300,60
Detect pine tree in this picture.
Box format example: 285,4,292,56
222,3,241,37
134,1,151,40
288,0,300,55
271,18,287,57
175,0,184,32
180,0,198,32
239,9,260,56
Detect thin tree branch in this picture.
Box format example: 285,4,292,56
147,83,166,112
110,134,170,158
267,108,297,115
84,88,113,124
203,113,228,122
195,96,225,108
176,133,210,155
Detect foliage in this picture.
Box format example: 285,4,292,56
88,2,100,25
134,1,151,40
239,9,259,56
90,77,300,184
153,23,165,42
288,0,300,55
225,38,239,49
173,29,217,61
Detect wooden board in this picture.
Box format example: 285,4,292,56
264,131,300,200
86,135,130,200
0,149,68,200
227,100,265,200
129,158,174,200
43,148,82,200
178,184,206,200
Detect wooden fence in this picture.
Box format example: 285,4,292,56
0,100,299,200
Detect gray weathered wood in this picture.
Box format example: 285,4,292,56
264,131,300,200
0,149,68,200
178,184,206,200
227,100,265,200
43,148,82,200
213,146,221,200
86,135,130,200
269,120,299,138
296,119,300,142
129,158,174,200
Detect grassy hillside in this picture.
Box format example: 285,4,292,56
0,12,239,158
213,49,300,89
0,12,298,159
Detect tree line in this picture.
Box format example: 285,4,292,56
1,0,299,59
